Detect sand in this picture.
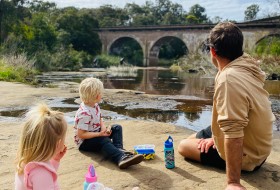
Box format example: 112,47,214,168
0,81,280,190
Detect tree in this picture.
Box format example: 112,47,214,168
56,8,101,55
125,2,157,26
186,4,208,24
0,0,30,43
10,11,57,56
154,0,185,25
211,16,223,24
186,15,199,24
27,0,56,13
244,4,260,21
90,5,129,27
125,0,186,26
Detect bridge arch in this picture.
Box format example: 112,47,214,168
107,36,145,66
108,36,145,53
149,36,189,66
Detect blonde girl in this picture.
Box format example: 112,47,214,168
15,103,67,190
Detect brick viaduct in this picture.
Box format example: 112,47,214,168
96,19,280,66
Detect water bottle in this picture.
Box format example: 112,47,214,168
83,164,97,190
164,136,175,169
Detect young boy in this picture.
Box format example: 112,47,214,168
74,77,144,169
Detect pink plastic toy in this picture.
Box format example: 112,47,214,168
84,164,98,190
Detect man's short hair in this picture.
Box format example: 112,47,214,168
208,22,243,61
79,77,104,104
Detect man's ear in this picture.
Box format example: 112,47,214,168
210,47,217,57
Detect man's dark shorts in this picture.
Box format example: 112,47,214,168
196,125,226,169
196,126,265,171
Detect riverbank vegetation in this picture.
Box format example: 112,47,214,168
170,51,280,78
170,53,217,76
0,53,38,83
95,54,121,68
171,35,280,77
254,36,280,77
0,0,279,83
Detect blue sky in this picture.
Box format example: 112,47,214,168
46,0,279,22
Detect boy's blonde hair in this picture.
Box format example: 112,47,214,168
16,103,67,174
79,77,104,104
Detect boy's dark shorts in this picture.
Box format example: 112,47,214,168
196,126,265,171
196,126,226,169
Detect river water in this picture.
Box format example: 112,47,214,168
2,67,280,132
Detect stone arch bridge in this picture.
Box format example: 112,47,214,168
96,20,280,66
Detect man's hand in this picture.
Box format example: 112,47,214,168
225,183,246,190
197,138,215,153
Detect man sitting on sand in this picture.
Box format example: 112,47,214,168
178,22,275,190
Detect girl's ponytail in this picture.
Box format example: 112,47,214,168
16,103,67,174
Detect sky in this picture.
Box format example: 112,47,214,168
45,0,279,22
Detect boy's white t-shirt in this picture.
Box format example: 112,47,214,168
74,102,101,147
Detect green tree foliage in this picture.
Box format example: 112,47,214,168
244,4,260,21
154,0,185,24
125,0,186,26
0,2,98,71
0,0,30,43
27,0,56,13
125,2,157,25
56,7,101,55
186,4,208,24
89,5,129,27
26,13,57,51
186,15,199,24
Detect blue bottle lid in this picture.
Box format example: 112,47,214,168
164,136,173,148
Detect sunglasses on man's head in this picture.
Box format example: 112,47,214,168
202,38,218,54
202,38,211,53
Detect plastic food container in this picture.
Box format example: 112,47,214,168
134,144,155,160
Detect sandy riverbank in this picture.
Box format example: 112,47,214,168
0,81,280,190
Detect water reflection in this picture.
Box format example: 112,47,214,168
99,100,213,131
102,69,215,99
35,68,279,97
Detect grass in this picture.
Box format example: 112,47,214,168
107,65,138,77
96,54,121,68
170,53,216,76
0,53,39,83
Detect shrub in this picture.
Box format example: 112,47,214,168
95,54,121,68
0,57,38,83
255,36,280,56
